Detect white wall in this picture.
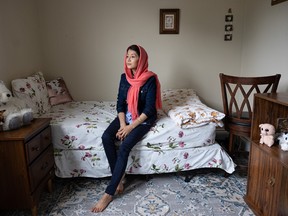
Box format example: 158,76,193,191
0,0,42,88
37,0,244,110
6,0,288,111
2,0,287,112
241,0,288,92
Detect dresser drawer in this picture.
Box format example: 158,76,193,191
0,118,53,214
26,127,51,164
29,145,54,192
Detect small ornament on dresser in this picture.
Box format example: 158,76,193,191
276,118,288,151
259,123,276,147
277,132,288,151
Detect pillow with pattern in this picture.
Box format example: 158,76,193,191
11,71,51,115
162,89,225,129
46,77,73,106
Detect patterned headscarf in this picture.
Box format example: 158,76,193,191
124,45,162,120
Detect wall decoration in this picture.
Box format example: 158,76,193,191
271,0,288,5
224,34,233,41
225,24,233,32
225,15,233,22
224,8,233,41
159,9,180,34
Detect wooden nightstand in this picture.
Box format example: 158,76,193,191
0,118,54,216
244,93,288,216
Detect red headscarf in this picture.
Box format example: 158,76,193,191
124,45,162,120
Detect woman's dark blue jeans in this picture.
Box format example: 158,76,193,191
101,117,152,196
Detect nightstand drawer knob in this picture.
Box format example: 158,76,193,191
267,177,275,187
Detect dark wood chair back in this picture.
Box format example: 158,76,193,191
219,73,281,154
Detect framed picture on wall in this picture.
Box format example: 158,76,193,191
159,9,180,34
271,0,288,5
224,34,233,41
225,24,233,32
225,15,233,22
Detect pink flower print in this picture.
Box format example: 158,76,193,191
179,141,185,148
184,163,191,169
81,152,92,161
183,152,189,159
178,131,184,138
85,152,92,158
61,135,78,148
78,145,85,150
208,158,222,168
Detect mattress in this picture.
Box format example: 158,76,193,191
39,101,235,178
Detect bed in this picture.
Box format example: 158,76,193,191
10,72,235,178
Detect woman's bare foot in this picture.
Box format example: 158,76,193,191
91,193,113,213
116,181,124,194
116,175,126,194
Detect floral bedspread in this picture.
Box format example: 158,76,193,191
39,101,235,178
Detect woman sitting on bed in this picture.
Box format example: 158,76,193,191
91,44,162,213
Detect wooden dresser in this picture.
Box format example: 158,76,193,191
0,118,54,216
244,93,288,216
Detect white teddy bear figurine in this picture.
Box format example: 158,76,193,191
259,123,275,147
0,80,33,131
278,132,288,151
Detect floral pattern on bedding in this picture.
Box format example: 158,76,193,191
46,77,73,105
39,100,235,178
162,89,225,129
53,144,235,178
40,101,217,151
61,135,78,149
11,71,51,114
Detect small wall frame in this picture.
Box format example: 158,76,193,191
224,34,233,41
271,0,288,5
224,8,233,41
225,15,233,22
159,9,180,34
225,24,233,32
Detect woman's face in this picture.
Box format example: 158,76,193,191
126,49,139,74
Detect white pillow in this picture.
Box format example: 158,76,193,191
162,89,225,128
11,71,51,115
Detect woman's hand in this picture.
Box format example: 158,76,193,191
116,125,133,140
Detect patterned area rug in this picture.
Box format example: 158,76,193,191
1,169,254,216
